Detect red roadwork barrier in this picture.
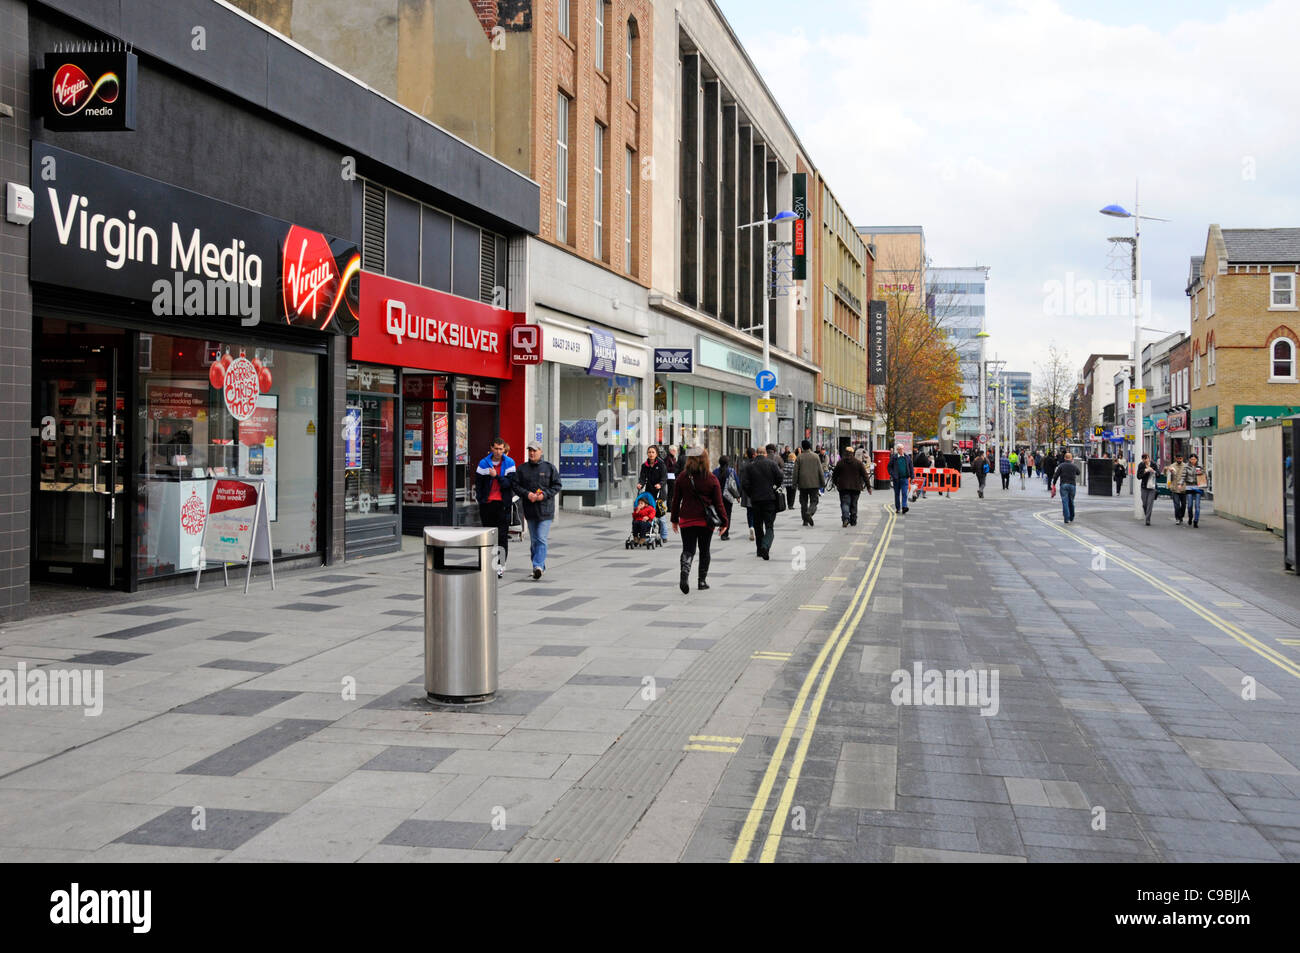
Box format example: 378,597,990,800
910,467,961,494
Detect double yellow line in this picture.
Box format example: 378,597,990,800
1032,510,1300,680
730,502,899,863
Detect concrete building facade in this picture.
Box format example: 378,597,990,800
928,267,989,444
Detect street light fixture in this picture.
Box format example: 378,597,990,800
737,205,796,445
1100,187,1169,519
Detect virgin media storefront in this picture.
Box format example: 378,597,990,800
349,273,525,545
27,143,357,591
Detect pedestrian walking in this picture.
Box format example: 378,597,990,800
831,445,871,526
1041,451,1056,485
913,447,931,499
1137,452,1158,525
1165,454,1187,524
795,439,824,526
779,446,797,512
888,445,914,514
1183,453,1207,528
1114,456,1126,496
713,455,740,541
972,449,989,498
514,441,564,579
1026,453,1035,480
671,446,728,593
1051,451,1080,523
474,436,516,578
738,447,756,540
1018,451,1026,490
664,444,679,496
637,444,670,542
999,453,1011,490
740,442,784,559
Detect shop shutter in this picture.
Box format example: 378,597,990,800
480,229,497,305
362,180,385,272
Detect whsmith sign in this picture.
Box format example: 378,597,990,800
30,143,358,334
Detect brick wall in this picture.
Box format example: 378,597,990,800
533,0,652,285
0,0,30,619
1190,235,1300,422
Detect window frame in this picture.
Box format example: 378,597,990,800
624,146,635,275
595,0,607,73
593,121,605,260
558,0,570,40
1208,276,1216,317
556,91,571,244
626,18,638,102
1193,351,1201,389
1271,337,1297,382
1270,272,1297,310
1207,340,1216,385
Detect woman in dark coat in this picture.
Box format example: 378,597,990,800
671,445,727,594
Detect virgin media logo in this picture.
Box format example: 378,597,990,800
52,63,119,117
280,225,360,334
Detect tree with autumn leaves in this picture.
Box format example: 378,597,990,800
873,255,964,440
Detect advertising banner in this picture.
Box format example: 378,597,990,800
867,301,887,385
37,51,137,131
559,419,599,490
792,172,808,280
351,272,518,378
30,143,358,335
343,405,362,470
588,328,616,378
894,431,914,455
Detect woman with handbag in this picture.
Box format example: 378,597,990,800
672,445,728,594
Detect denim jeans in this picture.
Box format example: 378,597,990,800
1186,489,1202,522
839,490,860,524
1059,483,1076,522
893,480,908,511
525,517,552,569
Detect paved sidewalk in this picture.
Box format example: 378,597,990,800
0,496,862,862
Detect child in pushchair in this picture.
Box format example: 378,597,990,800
626,491,664,549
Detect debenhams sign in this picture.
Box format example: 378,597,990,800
30,143,358,334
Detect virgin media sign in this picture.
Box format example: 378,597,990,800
352,272,521,379
39,51,137,131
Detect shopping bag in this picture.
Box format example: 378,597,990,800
1050,484,1057,498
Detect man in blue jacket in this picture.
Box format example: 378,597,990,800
888,445,914,514
514,441,565,579
475,437,515,578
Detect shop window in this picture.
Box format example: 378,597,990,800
345,364,398,518
402,374,451,506
421,207,452,293
452,219,482,301
136,334,320,578
385,191,421,284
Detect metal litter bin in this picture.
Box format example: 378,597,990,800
423,526,498,703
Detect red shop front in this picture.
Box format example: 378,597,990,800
349,272,525,546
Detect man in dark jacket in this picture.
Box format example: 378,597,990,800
972,450,988,498
795,439,824,526
514,441,565,579
740,446,784,559
474,437,516,578
1051,452,1080,523
888,446,914,514
831,449,871,527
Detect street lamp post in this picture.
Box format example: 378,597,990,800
1101,187,1168,520
738,203,797,446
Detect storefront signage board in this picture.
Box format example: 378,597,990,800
195,477,274,595
867,301,887,385
697,335,775,384
559,419,599,490
654,348,693,374
37,51,137,131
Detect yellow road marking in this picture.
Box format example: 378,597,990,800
838,556,861,561
684,743,738,753
1214,601,1245,608
822,576,848,581
730,503,897,864
1278,639,1300,646
752,652,792,660
798,604,829,611
689,735,743,744
758,506,899,863
1033,511,1300,680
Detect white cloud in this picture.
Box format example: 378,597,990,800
729,0,1300,377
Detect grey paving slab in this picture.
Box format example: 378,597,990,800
115,806,284,850
306,584,377,597
361,746,456,772
534,616,598,626
532,645,587,657
199,659,282,673
209,630,270,642
1175,736,1299,775
65,650,149,666
106,605,183,617
179,719,332,776
276,603,340,613
174,688,301,717
97,618,194,640
382,819,491,849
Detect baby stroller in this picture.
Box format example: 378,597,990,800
626,491,664,549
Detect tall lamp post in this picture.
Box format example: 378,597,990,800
738,204,797,445
1101,187,1168,520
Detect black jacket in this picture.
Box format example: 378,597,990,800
513,458,564,520
1052,461,1080,486
740,456,784,503
638,458,668,499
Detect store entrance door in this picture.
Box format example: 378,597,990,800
33,322,128,588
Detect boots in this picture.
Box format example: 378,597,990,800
680,551,692,594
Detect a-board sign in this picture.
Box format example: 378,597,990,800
195,478,275,594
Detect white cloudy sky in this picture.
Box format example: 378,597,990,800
717,0,1300,386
